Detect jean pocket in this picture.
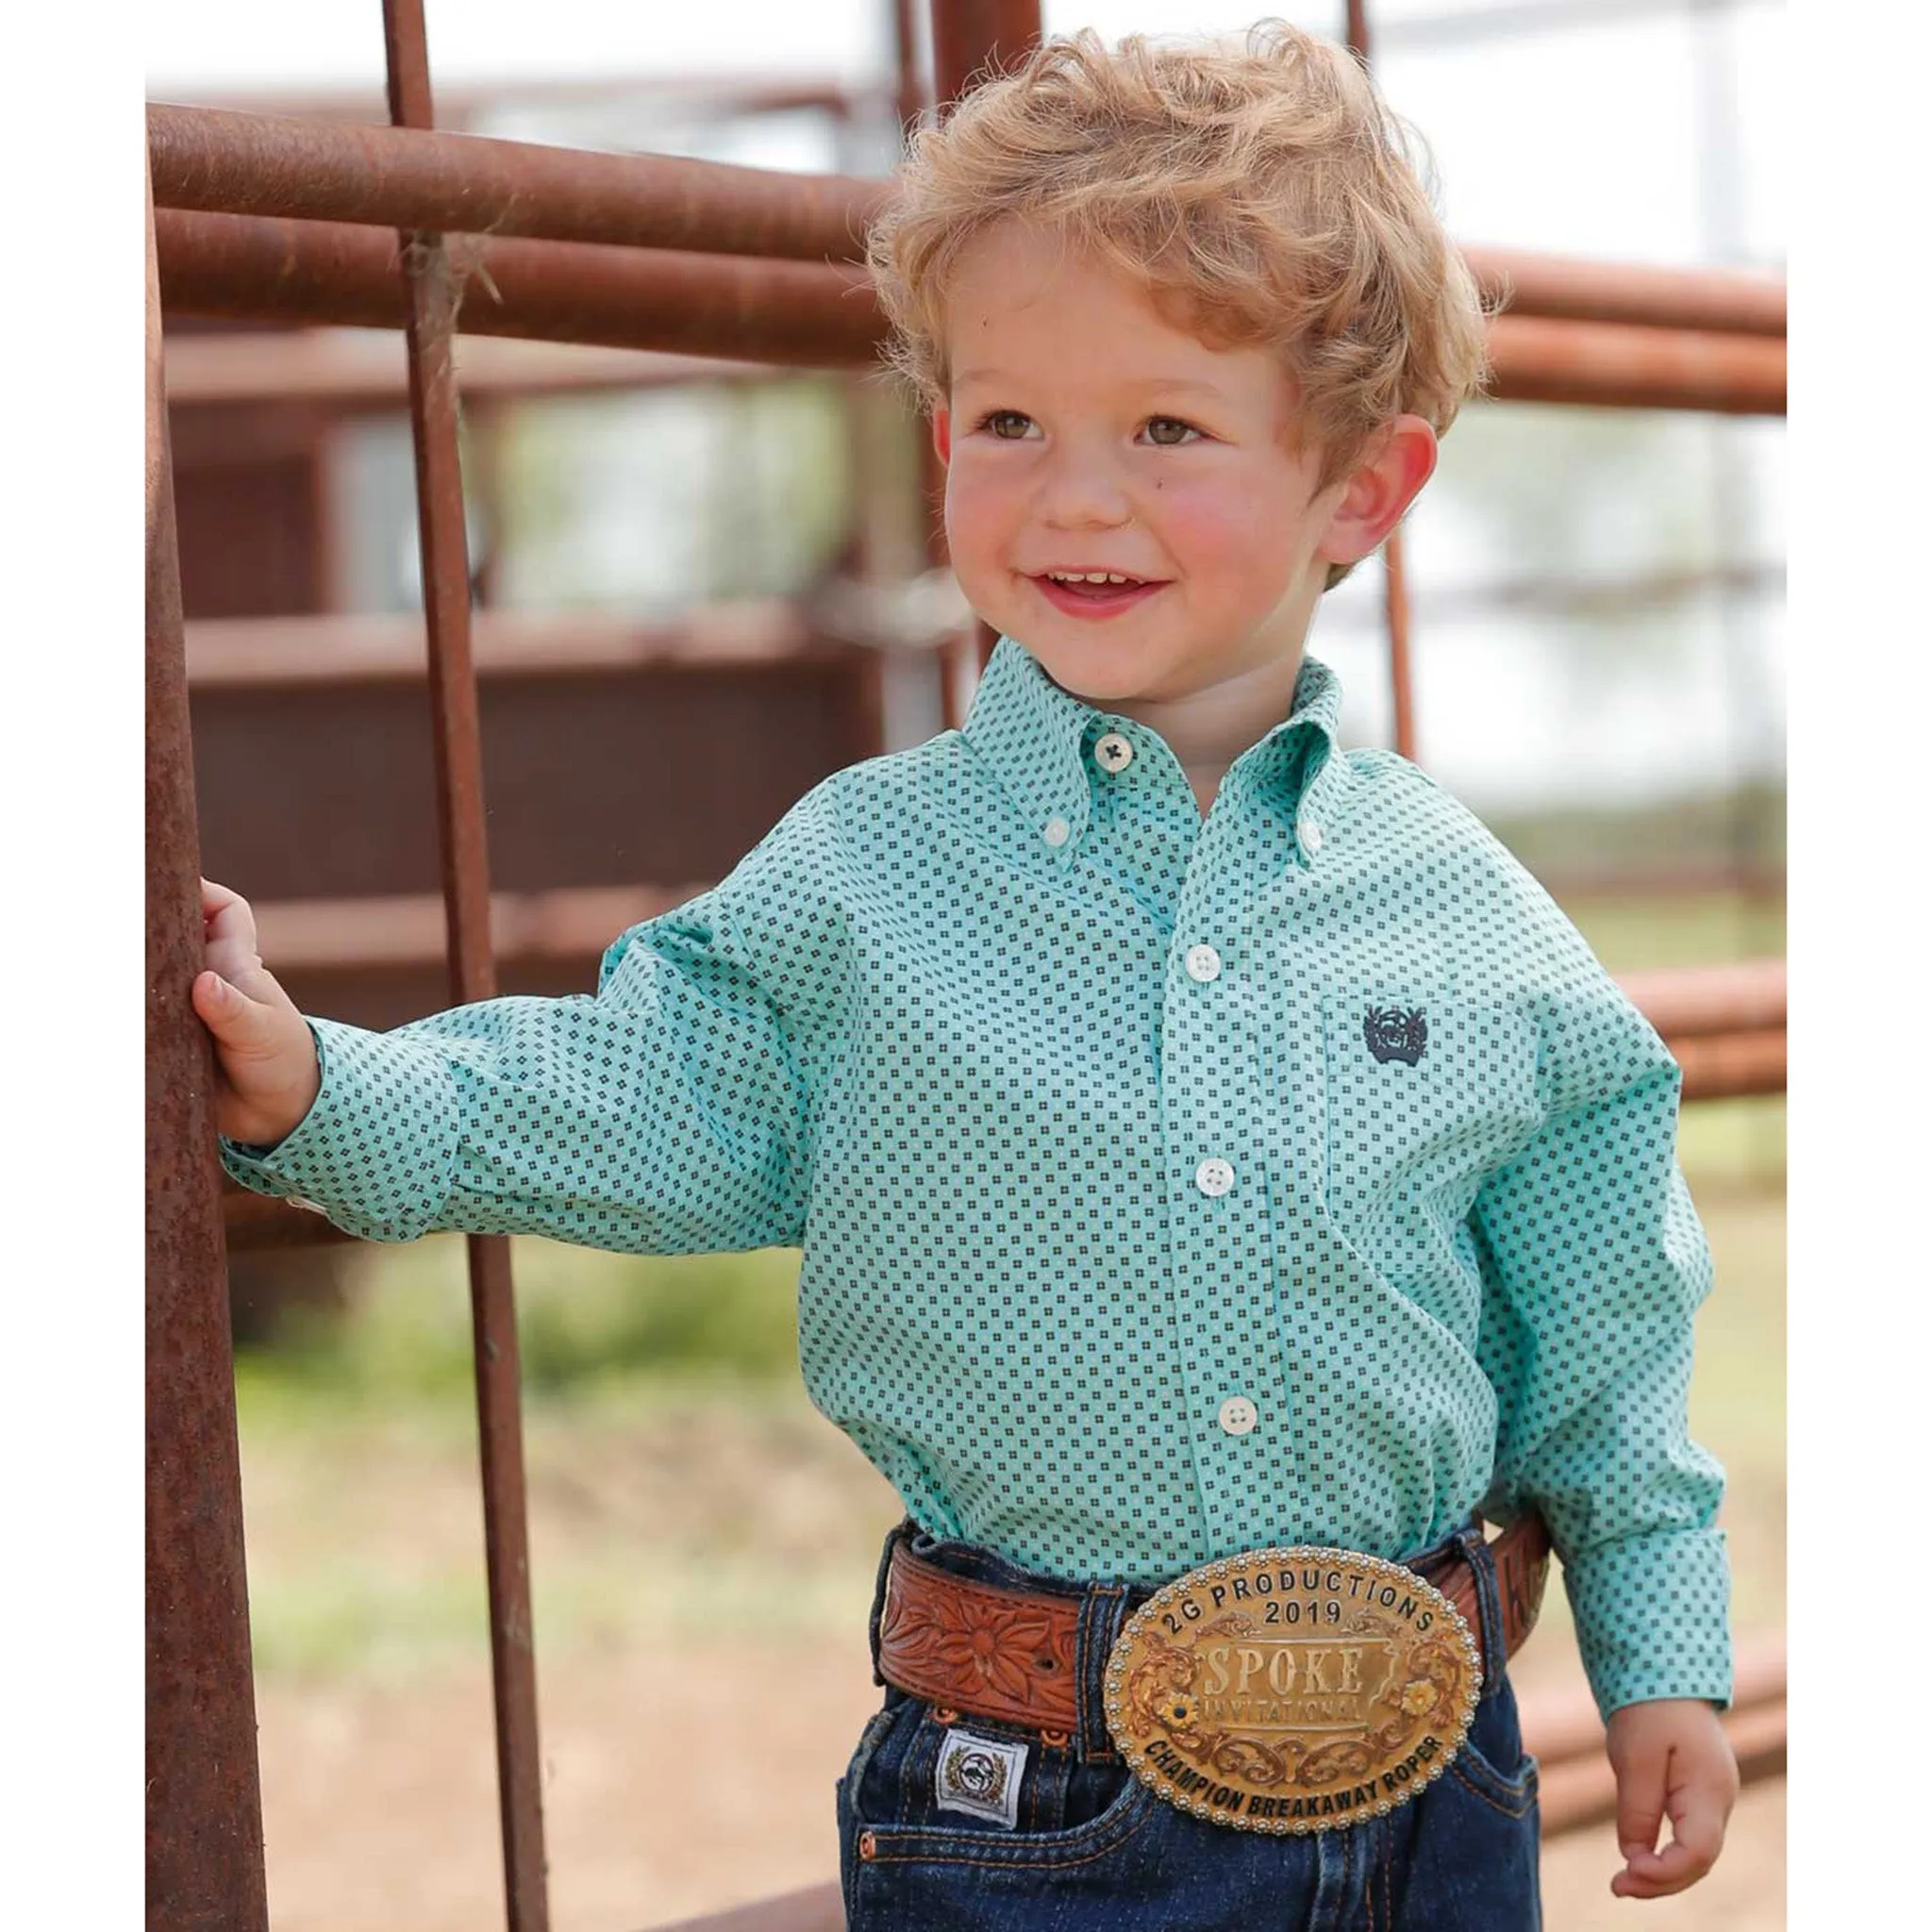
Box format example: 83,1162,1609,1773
1446,1737,1540,1819
1392,1686,1542,1930
1443,1683,1540,1820
845,1703,1158,1870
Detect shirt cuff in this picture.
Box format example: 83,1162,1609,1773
217,1016,458,1241
1559,1526,1733,1722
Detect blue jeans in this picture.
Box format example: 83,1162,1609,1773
836,1523,1541,1931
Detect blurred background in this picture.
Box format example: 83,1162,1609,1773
148,4,1784,1929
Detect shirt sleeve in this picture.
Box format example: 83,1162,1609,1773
219,869,824,1255
1470,971,1732,1724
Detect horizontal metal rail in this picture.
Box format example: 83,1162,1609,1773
155,211,1786,413
161,329,788,408
184,604,841,685
248,884,711,971
1461,243,1784,337
1622,957,1784,1037
155,209,879,367
1485,313,1784,415
148,104,887,264
146,107,1786,343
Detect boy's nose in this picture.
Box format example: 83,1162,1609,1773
1036,449,1132,529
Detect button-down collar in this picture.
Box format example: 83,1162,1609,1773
960,634,1355,866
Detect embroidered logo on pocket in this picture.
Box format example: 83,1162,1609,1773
935,1727,1028,1828
1363,1005,1427,1066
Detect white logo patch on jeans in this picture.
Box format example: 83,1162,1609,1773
934,1726,1028,1828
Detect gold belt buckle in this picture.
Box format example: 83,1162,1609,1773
1103,1546,1482,1834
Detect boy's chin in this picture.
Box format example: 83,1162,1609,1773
1011,634,1147,704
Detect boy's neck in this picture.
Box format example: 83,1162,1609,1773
1102,644,1309,821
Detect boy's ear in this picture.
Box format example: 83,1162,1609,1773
1316,416,1438,569
932,408,952,468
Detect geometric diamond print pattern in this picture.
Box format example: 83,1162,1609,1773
223,634,1729,1720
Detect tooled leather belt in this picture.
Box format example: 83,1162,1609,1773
876,1513,1552,1739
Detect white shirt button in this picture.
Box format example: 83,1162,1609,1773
1299,817,1324,855
1194,1158,1235,1198
1094,731,1134,774
1042,816,1071,847
1185,943,1222,983
1218,1395,1259,1437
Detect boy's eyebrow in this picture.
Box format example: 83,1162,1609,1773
952,370,1235,404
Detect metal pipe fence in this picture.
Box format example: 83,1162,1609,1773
144,5,1787,1926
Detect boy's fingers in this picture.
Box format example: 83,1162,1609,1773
1609,1747,1731,1899
1611,1737,1667,1864
192,970,288,1053
1609,1822,1722,1899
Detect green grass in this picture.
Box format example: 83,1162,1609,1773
239,1241,806,1418
1558,887,1784,976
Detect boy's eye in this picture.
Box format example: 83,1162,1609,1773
979,409,1037,440
1144,416,1203,446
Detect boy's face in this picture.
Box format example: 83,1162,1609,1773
933,220,1416,710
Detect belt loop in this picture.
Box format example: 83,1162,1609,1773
868,1520,912,1689
1455,1522,1507,1701
1075,1582,1127,1760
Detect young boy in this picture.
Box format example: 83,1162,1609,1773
199,23,1738,1928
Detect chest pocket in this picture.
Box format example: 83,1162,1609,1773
1320,991,1543,1251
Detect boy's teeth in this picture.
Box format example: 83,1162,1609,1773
1049,572,1136,584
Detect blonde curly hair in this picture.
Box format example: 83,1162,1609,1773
866,19,1498,587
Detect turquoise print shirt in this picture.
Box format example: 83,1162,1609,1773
224,636,1729,1719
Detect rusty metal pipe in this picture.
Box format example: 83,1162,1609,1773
930,0,1042,683
1486,312,1786,415
1464,243,1784,339
148,102,886,265
1344,4,1420,766
930,0,1042,107
160,330,791,409
1621,958,1785,1038
155,210,1787,415
381,6,549,1926
145,151,271,1932
145,110,1783,342
155,208,880,366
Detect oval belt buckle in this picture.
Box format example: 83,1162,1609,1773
1102,1546,1482,1834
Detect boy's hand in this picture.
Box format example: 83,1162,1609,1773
192,878,321,1149
1604,1698,1739,1898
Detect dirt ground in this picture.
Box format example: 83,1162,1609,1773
255,1632,1785,1932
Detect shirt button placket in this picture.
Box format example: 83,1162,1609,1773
1162,861,1286,1548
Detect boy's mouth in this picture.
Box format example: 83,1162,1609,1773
1029,571,1167,620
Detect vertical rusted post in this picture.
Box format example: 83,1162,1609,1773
894,0,970,727
1344,1,1420,761
380,6,550,1929
145,151,272,1932
928,0,1042,687
1381,529,1417,760
891,0,927,145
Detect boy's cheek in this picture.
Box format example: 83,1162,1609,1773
940,475,1013,577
